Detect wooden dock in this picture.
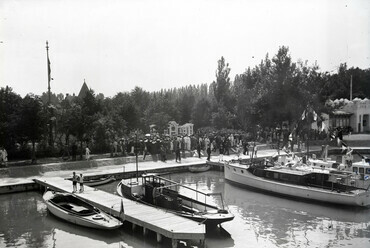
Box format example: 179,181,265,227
34,177,205,248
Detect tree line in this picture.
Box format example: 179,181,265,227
1,46,369,161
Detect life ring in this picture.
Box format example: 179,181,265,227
92,214,103,220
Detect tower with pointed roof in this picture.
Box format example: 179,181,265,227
78,79,90,99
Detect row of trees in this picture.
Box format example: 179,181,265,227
1,46,369,161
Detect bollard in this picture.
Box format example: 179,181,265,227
156,233,162,243
171,239,178,248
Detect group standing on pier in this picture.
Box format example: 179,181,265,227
72,172,84,193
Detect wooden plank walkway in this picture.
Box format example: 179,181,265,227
33,177,205,247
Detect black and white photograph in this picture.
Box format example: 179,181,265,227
0,0,369,247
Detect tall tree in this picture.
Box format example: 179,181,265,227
18,94,47,163
0,86,22,150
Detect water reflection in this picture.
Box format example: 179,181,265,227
1,171,369,248
0,191,50,248
223,181,370,247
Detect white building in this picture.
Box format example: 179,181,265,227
327,98,370,133
167,121,194,137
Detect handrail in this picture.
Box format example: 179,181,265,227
145,175,211,197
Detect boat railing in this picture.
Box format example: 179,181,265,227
144,174,226,212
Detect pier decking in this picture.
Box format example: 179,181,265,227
33,177,205,248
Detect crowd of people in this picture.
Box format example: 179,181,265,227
106,132,255,162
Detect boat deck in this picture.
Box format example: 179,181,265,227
34,177,205,247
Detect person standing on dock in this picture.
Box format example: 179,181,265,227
174,137,181,162
79,173,84,193
85,145,91,160
72,172,78,193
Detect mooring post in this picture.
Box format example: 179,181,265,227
171,239,178,248
132,223,136,231
200,238,206,248
143,227,147,236
156,233,162,243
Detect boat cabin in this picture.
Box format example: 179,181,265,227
351,160,370,180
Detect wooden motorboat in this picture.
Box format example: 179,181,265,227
84,176,115,186
188,164,211,173
43,191,123,229
224,160,370,207
117,174,234,226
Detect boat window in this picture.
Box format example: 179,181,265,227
241,170,244,173
353,167,358,173
366,168,370,174
359,168,364,174
274,173,279,179
233,168,236,172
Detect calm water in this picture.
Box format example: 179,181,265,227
0,171,369,248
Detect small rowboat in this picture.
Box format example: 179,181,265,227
43,191,123,229
188,164,211,173
84,176,115,186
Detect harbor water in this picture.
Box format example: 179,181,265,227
0,170,369,248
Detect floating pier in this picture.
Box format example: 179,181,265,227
34,177,205,248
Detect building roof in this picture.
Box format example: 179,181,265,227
331,110,352,116
78,81,90,99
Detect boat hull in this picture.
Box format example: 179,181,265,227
43,191,122,229
189,164,211,173
224,163,370,207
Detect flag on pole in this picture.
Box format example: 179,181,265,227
301,110,306,120
346,147,353,156
120,199,124,214
320,122,326,132
47,57,51,82
313,110,318,121
119,199,125,222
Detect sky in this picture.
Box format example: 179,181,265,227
0,0,369,98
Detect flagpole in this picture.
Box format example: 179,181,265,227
46,41,53,150
350,75,353,101
46,41,51,104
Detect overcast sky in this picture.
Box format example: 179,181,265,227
1,0,369,97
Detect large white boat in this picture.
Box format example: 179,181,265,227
43,191,123,229
224,160,370,207
117,174,234,226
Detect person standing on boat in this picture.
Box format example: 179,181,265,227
242,140,249,155
79,173,84,193
72,172,78,193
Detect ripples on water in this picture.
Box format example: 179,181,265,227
0,170,369,248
